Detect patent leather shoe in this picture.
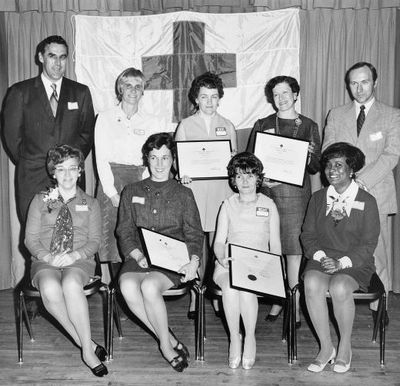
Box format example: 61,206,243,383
94,344,108,362
187,310,196,320
307,348,336,373
91,363,108,377
265,309,282,322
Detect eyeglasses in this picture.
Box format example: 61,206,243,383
122,84,143,92
148,155,172,164
54,166,80,174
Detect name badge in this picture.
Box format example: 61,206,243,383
134,129,146,135
132,196,145,204
369,131,383,141
215,127,227,136
352,201,365,211
264,128,275,134
75,204,88,211
68,102,79,110
256,207,269,217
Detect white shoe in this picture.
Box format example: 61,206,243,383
242,357,255,370
307,348,336,373
333,351,352,373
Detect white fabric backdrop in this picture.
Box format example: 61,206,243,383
74,9,300,130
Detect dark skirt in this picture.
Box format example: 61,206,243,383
119,258,182,288
31,257,95,289
97,163,145,263
303,259,374,293
269,178,311,255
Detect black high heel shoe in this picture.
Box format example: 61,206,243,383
265,309,282,322
94,344,108,362
169,328,190,362
187,310,196,320
168,355,188,372
91,363,108,377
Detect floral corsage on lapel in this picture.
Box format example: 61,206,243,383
328,196,348,226
42,187,62,213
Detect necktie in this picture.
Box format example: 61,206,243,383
50,83,58,117
357,105,365,136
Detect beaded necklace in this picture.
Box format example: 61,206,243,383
275,114,302,138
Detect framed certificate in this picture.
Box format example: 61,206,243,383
176,140,232,180
254,132,309,187
139,227,190,275
229,244,286,298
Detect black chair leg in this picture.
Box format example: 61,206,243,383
380,294,386,367
194,284,206,361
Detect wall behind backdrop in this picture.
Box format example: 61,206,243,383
1,0,400,291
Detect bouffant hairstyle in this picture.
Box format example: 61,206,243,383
227,152,264,193
320,142,365,176
142,132,176,167
264,75,300,111
188,72,224,111
46,144,85,176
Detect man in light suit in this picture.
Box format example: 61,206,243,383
323,62,400,313
2,35,95,224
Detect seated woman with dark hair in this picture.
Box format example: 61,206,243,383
301,142,379,374
213,152,281,370
25,145,107,377
117,132,204,372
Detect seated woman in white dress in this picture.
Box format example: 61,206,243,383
213,152,281,370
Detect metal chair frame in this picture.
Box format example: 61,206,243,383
292,272,386,367
108,280,205,361
17,257,111,364
204,253,297,364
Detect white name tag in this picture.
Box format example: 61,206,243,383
264,128,275,134
75,204,88,211
132,196,145,204
215,127,227,136
68,102,79,110
256,207,269,217
352,201,365,211
369,131,383,141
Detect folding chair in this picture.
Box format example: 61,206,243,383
17,255,111,364
108,280,205,361
204,252,297,364
292,272,386,366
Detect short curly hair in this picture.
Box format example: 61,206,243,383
264,75,300,110
321,142,365,175
142,132,176,167
227,152,264,193
188,72,224,111
46,144,85,176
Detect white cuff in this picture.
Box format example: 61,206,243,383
339,256,352,268
313,250,327,262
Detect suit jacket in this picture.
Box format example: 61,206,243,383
2,76,95,220
323,100,400,214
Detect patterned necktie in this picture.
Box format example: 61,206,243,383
50,83,58,117
357,105,365,136
50,196,74,255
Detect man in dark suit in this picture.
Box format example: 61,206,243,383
2,35,95,224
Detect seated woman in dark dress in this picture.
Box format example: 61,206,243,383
25,145,107,377
117,133,204,372
301,142,379,374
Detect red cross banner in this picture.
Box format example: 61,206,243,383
74,10,300,132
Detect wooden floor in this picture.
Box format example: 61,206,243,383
1,288,399,386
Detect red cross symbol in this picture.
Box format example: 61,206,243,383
142,20,237,123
